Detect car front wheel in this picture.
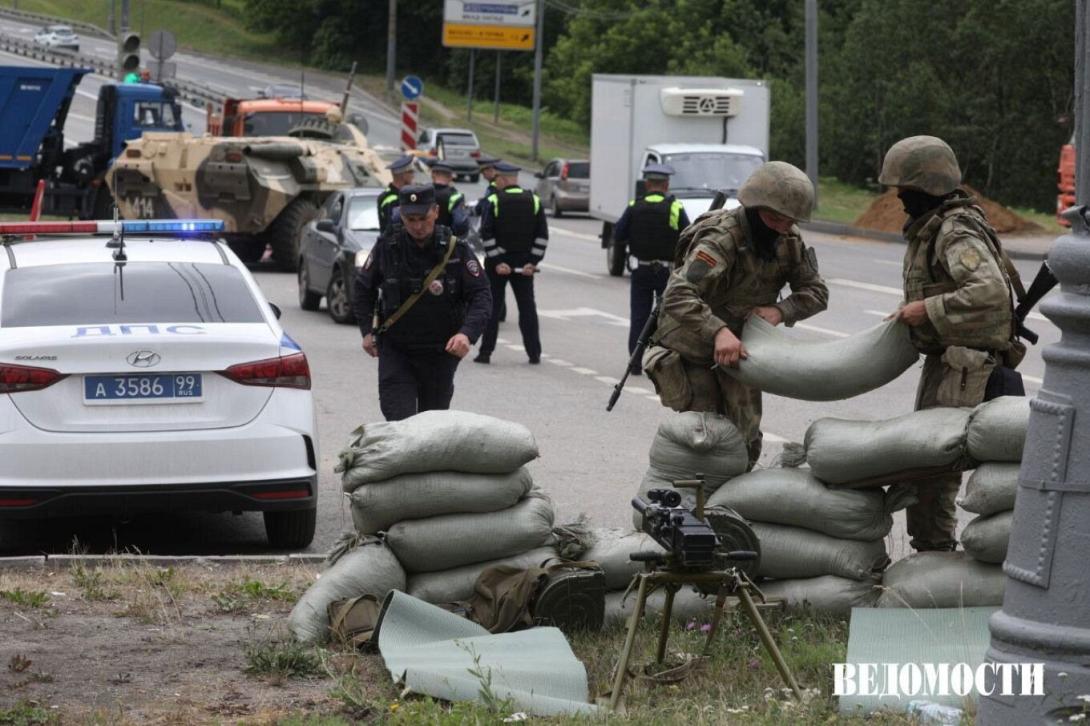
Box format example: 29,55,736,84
298,260,322,311
326,266,356,324
264,508,316,549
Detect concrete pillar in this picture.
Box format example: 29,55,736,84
977,209,1090,723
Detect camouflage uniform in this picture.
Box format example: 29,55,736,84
881,136,1017,550
645,204,828,465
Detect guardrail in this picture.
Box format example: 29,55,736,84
0,7,114,39
0,32,224,112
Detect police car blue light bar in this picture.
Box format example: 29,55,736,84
0,220,225,236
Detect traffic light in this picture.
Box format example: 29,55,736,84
118,32,141,78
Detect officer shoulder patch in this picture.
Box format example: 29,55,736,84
466,258,481,277
694,250,718,268
959,246,982,272
686,259,711,283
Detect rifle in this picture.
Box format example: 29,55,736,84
606,189,729,412
1013,262,1058,346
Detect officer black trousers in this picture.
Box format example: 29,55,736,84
628,264,670,357
377,343,460,421
480,272,541,360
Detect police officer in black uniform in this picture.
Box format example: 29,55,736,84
377,155,417,235
475,161,547,364
354,184,492,421
612,163,691,375
474,155,501,217
428,160,471,236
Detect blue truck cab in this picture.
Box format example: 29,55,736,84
0,65,183,217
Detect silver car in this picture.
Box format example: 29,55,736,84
534,158,590,217
414,127,482,181
33,25,79,53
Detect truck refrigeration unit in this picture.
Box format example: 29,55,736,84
590,74,770,276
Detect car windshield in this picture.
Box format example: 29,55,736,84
132,101,179,129
662,152,764,193
566,162,590,178
242,111,325,136
438,133,477,147
347,196,380,231
264,85,303,98
1,262,265,327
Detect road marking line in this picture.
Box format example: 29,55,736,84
496,337,510,344
1024,374,1043,384
595,376,618,384
552,226,600,243
537,262,603,279
547,358,573,366
625,386,650,395
538,307,629,327
864,309,889,317
764,432,788,443
795,322,849,338
644,394,661,401
505,344,525,352
571,367,597,375
874,259,902,266
67,112,95,123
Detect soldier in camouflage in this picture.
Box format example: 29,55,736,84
644,161,828,466
880,135,1019,552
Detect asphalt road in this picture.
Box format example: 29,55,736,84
0,26,1058,559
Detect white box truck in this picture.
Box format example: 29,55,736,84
590,74,771,275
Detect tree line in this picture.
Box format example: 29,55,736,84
244,0,1074,211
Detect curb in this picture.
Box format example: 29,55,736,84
801,220,1051,262
0,554,326,569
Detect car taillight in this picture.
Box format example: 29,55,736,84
220,352,311,390
560,163,570,180
470,150,481,158
0,363,67,394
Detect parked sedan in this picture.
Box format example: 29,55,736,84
411,127,482,181
297,188,382,324
33,25,79,53
534,158,590,217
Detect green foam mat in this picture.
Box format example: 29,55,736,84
838,606,996,716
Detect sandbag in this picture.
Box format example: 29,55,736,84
406,546,558,604
797,408,972,485
957,463,1019,516
385,491,555,574
750,522,889,581
336,410,539,490
349,468,534,534
877,552,1005,608
706,468,906,541
724,317,919,401
758,576,880,615
960,510,1013,564
631,412,749,527
603,587,714,627
288,541,406,644
581,529,664,590
967,396,1029,463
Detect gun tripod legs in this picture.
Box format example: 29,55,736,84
609,574,650,711
654,585,677,664
737,584,803,700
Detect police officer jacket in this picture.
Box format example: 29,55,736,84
353,225,492,353
479,186,549,268
613,193,690,262
433,183,470,236
377,184,400,235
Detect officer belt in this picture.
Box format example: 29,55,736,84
634,259,673,269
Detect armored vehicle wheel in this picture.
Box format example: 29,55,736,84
298,259,321,311
264,508,316,549
326,266,356,324
267,198,319,272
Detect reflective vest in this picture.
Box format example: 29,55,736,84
434,184,464,230
628,193,683,261
488,187,539,254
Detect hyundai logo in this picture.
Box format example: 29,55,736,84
126,350,161,368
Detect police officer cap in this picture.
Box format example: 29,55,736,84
429,160,456,174
642,163,675,181
477,154,500,168
494,160,521,175
387,155,414,173
398,184,437,216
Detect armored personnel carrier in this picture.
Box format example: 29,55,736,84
106,118,390,270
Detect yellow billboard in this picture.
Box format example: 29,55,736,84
442,22,535,51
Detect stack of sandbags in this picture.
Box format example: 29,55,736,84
706,468,905,612
334,411,567,607
957,397,1029,565
630,411,750,529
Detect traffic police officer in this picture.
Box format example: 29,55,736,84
474,154,501,217
475,161,547,364
429,160,471,236
612,163,691,375
354,184,492,421
377,155,416,235
880,135,1020,552
645,161,828,466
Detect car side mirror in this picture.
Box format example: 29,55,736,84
316,219,336,234
534,171,544,179
269,302,282,320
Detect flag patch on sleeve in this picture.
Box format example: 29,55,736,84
694,250,718,268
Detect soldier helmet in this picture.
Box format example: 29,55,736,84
738,161,814,222
878,135,961,196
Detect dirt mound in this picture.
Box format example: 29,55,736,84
854,185,1044,236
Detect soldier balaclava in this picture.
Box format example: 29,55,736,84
744,207,781,262
897,188,946,220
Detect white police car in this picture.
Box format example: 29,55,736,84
0,220,317,548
